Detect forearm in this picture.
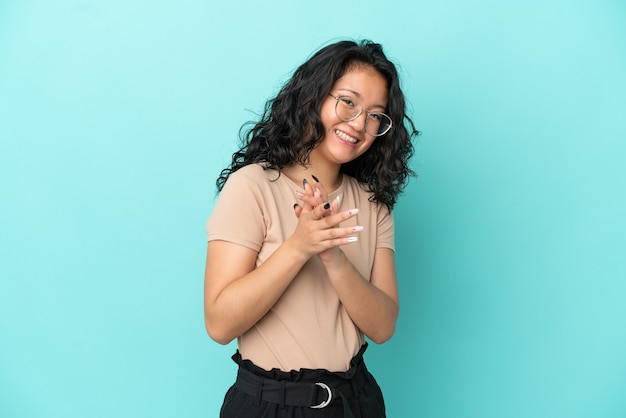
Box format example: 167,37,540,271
205,198,363,345
205,239,309,344
321,250,399,344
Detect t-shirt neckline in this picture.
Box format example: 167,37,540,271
278,169,345,201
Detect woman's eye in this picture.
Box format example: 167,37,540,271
340,97,356,107
369,113,383,121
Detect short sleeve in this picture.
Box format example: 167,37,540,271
376,205,395,251
206,169,266,252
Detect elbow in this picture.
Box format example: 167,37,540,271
204,316,236,345
207,330,233,346
367,307,398,344
369,325,396,344
370,335,393,345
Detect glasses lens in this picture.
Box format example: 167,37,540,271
335,97,360,121
333,95,392,136
367,113,392,136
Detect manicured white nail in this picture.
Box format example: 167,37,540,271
295,190,304,197
352,226,364,232
347,208,359,216
347,237,358,243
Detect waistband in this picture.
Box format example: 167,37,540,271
231,344,370,418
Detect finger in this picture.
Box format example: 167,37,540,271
297,192,327,213
331,195,341,213
313,186,324,206
311,175,330,205
319,225,364,246
311,200,332,220
319,208,359,227
326,196,342,227
293,203,302,218
325,225,364,239
323,236,360,247
301,179,315,211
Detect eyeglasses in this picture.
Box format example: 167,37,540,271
328,93,392,137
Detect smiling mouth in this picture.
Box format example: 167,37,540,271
335,130,359,144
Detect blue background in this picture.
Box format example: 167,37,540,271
1,1,625,417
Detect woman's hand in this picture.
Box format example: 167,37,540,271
290,177,361,259
292,176,399,343
293,177,333,217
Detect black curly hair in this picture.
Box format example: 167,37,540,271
216,39,418,209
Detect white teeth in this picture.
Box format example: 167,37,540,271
336,130,358,143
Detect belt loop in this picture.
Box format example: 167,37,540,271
278,381,286,409
254,376,263,406
351,377,360,399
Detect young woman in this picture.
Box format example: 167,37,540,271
204,39,417,417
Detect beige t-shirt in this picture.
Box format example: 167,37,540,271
206,163,394,372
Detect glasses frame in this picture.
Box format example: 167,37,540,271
328,93,392,137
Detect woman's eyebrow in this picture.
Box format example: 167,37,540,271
337,88,360,97
337,88,386,110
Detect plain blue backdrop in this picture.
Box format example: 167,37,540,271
1,0,625,417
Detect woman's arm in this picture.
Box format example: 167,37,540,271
204,200,362,345
319,247,399,344
203,239,309,345
296,182,399,344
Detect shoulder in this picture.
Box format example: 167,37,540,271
218,164,289,210
229,163,268,179
225,164,280,188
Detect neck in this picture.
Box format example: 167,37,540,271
282,161,342,192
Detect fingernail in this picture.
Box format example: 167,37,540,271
293,203,299,209
311,175,320,182
323,202,330,210
351,226,364,232
348,208,359,216
303,178,308,187
347,237,359,243
295,190,304,197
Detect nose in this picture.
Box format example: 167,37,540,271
347,111,367,132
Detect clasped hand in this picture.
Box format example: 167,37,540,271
291,177,362,259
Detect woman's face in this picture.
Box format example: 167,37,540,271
313,65,389,167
